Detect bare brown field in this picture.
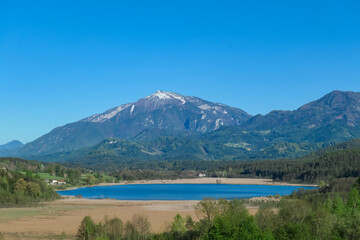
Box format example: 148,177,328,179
0,199,198,239
0,198,259,240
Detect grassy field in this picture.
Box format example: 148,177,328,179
18,171,65,181
36,172,65,180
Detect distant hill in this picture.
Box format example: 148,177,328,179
0,140,24,156
0,140,23,151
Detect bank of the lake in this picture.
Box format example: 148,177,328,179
62,177,317,191
58,182,316,201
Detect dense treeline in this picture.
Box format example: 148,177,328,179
11,149,360,184
230,148,360,182
76,214,151,240
0,157,118,189
101,148,360,183
62,140,360,184
76,177,360,240
0,157,45,172
0,157,85,185
0,168,60,207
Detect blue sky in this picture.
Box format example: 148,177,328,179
1,0,360,144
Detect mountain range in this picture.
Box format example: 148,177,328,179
6,90,360,163
18,90,251,156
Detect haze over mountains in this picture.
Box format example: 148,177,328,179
7,90,360,162
0,140,23,151
0,140,24,157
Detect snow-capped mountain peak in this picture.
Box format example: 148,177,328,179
145,90,186,104
18,90,253,155
81,91,250,126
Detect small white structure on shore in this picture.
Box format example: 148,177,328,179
57,179,66,185
198,173,206,178
49,179,66,185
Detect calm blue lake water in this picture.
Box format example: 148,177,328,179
57,184,316,200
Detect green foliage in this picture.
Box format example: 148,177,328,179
103,217,123,240
1,157,116,190
332,195,345,216
127,214,151,240
204,200,271,240
76,215,150,240
169,214,187,238
194,198,228,223
260,177,360,240
0,157,44,172
85,174,96,186
74,178,360,240
76,216,98,240
185,215,195,231
0,168,60,207
58,138,360,185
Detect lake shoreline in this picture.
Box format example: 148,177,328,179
61,177,317,191
0,186,306,239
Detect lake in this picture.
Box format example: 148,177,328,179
57,184,316,200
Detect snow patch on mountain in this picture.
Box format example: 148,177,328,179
198,104,211,110
201,125,207,132
84,104,131,123
214,118,224,130
198,104,226,114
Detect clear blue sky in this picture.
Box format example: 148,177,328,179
1,0,360,144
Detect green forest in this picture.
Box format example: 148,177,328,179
72,139,360,184
2,138,358,198
0,157,118,207
0,168,60,207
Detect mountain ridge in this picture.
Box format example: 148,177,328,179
243,90,360,130
17,90,251,156
7,90,360,161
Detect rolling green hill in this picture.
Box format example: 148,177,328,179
29,122,360,165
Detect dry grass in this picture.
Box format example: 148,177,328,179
0,199,199,240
